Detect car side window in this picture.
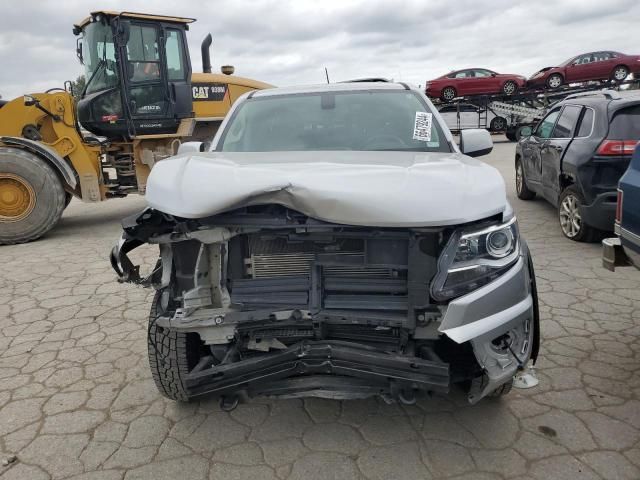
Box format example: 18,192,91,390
576,108,594,137
574,54,592,65
473,69,492,77
552,105,582,138
593,52,610,62
535,109,561,139
454,70,471,78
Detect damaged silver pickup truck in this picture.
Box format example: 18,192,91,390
111,82,539,408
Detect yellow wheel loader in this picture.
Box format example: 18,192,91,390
0,11,272,245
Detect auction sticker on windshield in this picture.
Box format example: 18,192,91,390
413,112,432,141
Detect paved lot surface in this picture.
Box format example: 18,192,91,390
1,137,640,480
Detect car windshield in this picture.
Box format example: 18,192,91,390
559,55,579,67
217,90,450,153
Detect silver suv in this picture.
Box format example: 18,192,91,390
111,82,539,408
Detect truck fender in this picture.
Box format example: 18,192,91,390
0,136,77,189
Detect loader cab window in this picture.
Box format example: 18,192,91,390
125,23,166,117
165,30,187,81
82,22,119,94
127,25,161,82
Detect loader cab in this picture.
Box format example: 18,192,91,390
74,11,194,139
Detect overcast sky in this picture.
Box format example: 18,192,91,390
0,0,638,99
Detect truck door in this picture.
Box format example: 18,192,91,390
540,105,582,205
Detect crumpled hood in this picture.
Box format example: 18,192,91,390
145,151,506,227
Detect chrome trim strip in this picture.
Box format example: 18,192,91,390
620,226,640,247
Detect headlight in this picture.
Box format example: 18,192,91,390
431,217,520,301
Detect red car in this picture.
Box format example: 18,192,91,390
528,51,640,89
425,68,526,101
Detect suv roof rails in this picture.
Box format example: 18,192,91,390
564,89,622,101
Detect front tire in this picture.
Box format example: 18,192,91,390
148,291,204,402
502,80,518,95
558,186,599,242
441,87,457,102
0,147,66,245
546,73,563,89
515,157,536,200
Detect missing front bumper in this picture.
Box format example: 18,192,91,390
184,340,450,399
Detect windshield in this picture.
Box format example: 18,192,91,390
218,90,450,153
82,22,118,94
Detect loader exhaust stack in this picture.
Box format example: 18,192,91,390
201,34,212,74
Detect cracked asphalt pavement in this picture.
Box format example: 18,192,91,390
1,138,640,480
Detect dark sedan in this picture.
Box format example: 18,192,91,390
528,51,640,89
515,90,640,241
425,68,526,101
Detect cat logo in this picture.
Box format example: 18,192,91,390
192,83,228,102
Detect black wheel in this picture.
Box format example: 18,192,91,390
502,80,518,95
505,130,517,141
546,73,563,89
490,117,507,132
148,291,206,402
612,65,629,82
0,147,66,245
515,157,536,200
488,379,513,397
64,192,73,210
441,86,457,102
558,186,600,242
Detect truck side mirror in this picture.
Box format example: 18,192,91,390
459,129,493,157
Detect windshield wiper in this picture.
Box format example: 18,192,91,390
81,58,106,97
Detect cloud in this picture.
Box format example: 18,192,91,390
0,0,638,100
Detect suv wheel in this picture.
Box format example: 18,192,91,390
515,158,535,200
558,186,599,242
612,65,629,82
502,81,518,95
546,73,563,89
441,87,457,102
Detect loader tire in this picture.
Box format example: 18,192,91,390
148,291,203,402
0,147,66,245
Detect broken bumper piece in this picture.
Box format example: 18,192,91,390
183,341,449,400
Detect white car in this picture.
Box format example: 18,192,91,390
111,82,539,408
438,103,509,132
